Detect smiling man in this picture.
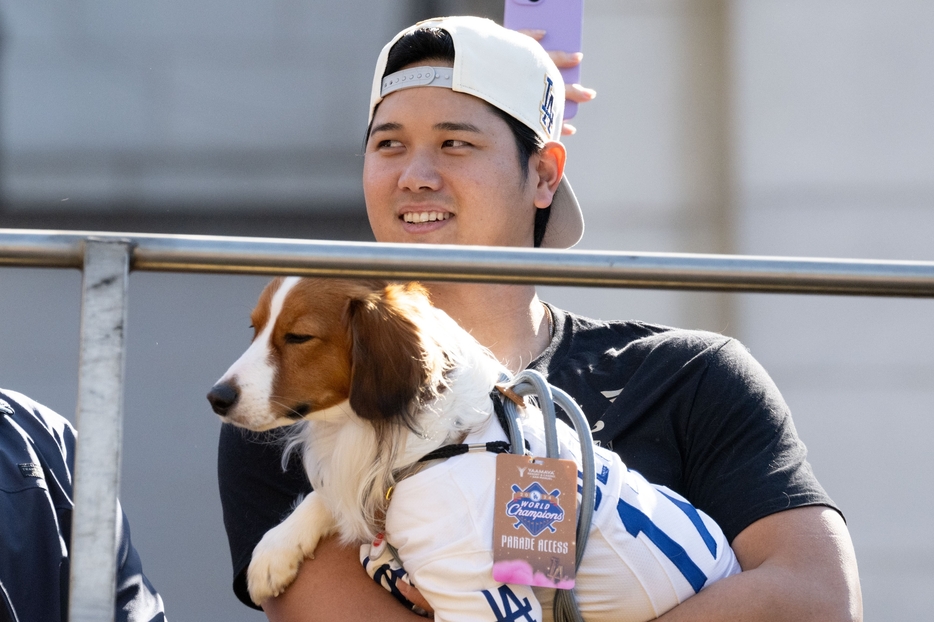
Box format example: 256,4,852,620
217,16,862,622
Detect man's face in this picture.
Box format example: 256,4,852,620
363,85,540,248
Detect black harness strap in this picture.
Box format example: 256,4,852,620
417,440,510,463
415,389,523,463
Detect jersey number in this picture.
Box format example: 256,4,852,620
616,497,711,593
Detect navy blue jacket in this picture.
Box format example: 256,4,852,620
0,389,165,622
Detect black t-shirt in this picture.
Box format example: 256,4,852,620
217,304,838,609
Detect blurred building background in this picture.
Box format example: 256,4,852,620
1,0,931,619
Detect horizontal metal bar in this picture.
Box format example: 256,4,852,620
0,228,87,269
2,228,934,297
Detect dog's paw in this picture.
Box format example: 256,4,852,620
247,523,322,605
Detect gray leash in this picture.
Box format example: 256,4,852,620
500,369,596,622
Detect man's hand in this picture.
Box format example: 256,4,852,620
396,580,434,616
517,29,597,135
656,506,863,621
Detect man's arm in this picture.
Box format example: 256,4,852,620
261,535,426,622
263,507,861,622
657,506,862,622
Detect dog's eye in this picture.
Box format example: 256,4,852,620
284,333,315,344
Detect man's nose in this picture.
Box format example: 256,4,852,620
398,149,442,192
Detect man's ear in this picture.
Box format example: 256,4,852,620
533,141,567,209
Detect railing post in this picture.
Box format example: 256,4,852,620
68,239,132,622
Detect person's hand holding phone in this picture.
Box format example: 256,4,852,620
516,28,596,135
504,0,595,135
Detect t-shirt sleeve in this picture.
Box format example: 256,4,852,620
678,338,837,541
217,423,312,609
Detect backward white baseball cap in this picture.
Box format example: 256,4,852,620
368,15,584,249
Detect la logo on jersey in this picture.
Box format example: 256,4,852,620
539,75,556,135
506,482,565,537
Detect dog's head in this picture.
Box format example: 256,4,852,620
208,277,450,431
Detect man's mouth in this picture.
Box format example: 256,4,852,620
402,211,451,224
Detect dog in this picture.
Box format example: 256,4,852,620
208,277,740,621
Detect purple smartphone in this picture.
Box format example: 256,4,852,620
503,0,584,119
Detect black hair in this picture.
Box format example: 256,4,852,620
372,27,552,247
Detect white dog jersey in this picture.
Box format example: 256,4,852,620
365,412,741,622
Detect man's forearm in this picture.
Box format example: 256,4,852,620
656,507,862,622
262,507,862,622
261,536,425,622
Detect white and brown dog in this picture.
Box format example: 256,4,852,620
209,277,740,622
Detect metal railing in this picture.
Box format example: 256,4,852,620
2,227,934,622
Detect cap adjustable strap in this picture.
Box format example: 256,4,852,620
380,66,453,98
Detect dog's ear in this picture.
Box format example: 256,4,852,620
346,283,434,425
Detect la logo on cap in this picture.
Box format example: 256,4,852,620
540,75,556,135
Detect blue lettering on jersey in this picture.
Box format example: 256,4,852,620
578,467,608,511
482,585,537,622
616,499,709,593
578,476,605,511
596,464,610,485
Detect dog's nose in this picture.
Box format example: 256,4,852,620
207,382,239,417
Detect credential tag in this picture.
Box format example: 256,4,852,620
492,453,577,589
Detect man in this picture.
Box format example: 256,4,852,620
0,388,166,622
218,16,862,621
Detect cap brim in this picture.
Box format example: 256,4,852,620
540,176,584,249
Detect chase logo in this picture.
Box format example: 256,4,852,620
506,481,565,537
539,75,556,135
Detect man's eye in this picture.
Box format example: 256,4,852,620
284,333,315,344
377,139,403,149
442,139,471,148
